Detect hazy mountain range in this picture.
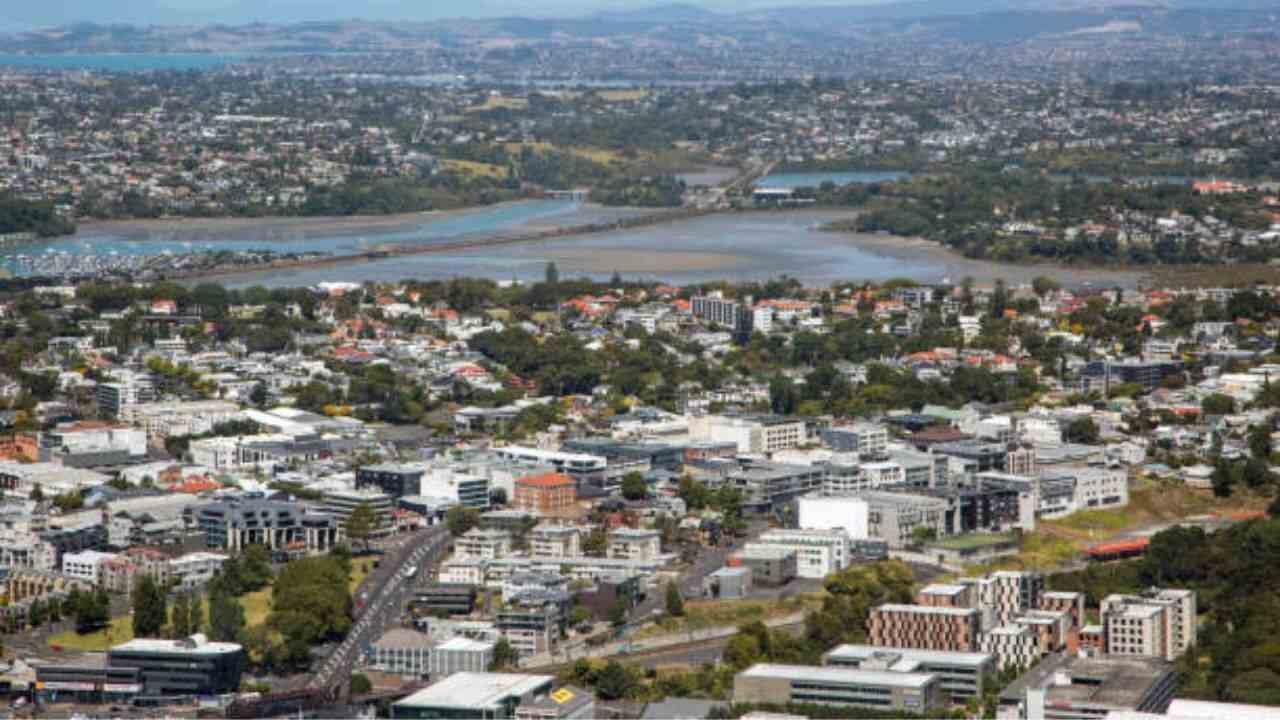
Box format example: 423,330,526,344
2,0,1279,54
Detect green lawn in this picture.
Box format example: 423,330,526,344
48,616,134,653
48,585,275,652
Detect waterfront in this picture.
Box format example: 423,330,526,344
206,209,1143,290
0,53,245,71
756,170,913,189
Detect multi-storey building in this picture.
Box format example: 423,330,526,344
689,414,807,455
529,524,581,559
958,571,1044,632
606,528,661,562
321,487,395,539
62,550,117,586
497,591,567,657
168,552,228,592
369,628,434,677
190,499,340,554
513,473,577,516
823,644,995,700
980,625,1042,671
691,293,750,332
745,528,850,580
820,423,889,458
1039,591,1086,630
456,528,513,561
120,400,242,440
1100,589,1196,661
733,663,944,714
868,604,981,653
427,636,495,678
916,583,973,609
356,462,428,498
96,371,156,418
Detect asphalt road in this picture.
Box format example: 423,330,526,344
310,525,451,694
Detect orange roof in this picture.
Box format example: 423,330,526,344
516,472,575,488
1085,537,1149,557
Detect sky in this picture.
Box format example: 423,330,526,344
0,0,899,30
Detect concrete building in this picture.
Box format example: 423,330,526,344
981,625,1045,671
823,644,995,700
191,498,340,553
391,672,555,720
425,636,494,678
607,528,661,562
167,552,228,592
849,491,949,549
0,462,108,496
456,528,513,561
704,566,752,599
514,685,595,720
996,654,1176,720
321,487,395,539
107,634,245,697
357,462,430,499
529,524,581,559
820,423,889,458
1101,589,1196,661
797,495,868,540
1040,591,1086,630
96,372,156,418
62,550,118,586
868,604,981,653
371,628,435,676
745,528,849,579
958,571,1045,632
733,663,943,715
121,400,242,439
688,414,808,455
730,545,797,587
916,583,973,609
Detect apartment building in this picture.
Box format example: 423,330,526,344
529,524,581,559
1039,591,1086,629
62,550,117,586
513,473,577,515
745,528,850,579
121,400,242,439
691,293,750,332
1013,610,1071,653
456,528,513,561
958,571,1045,632
168,552,228,592
1101,589,1196,661
868,604,981,653
916,583,973,609
606,528,661,562
980,625,1042,671
96,371,156,418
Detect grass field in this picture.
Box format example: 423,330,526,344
48,615,134,653
466,95,528,112
596,89,649,102
442,159,508,178
1042,477,1267,543
48,585,275,653
633,594,821,640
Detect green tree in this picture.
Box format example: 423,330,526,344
131,576,168,638
189,593,204,636
621,472,648,501
171,593,192,638
665,581,685,617
446,506,480,537
595,660,634,700
345,502,379,552
1063,417,1100,444
349,673,373,696
1202,393,1236,416
490,637,518,670
240,544,273,591
208,581,246,643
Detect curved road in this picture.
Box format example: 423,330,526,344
309,525,452,695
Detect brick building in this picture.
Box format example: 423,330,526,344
513,473,577,515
